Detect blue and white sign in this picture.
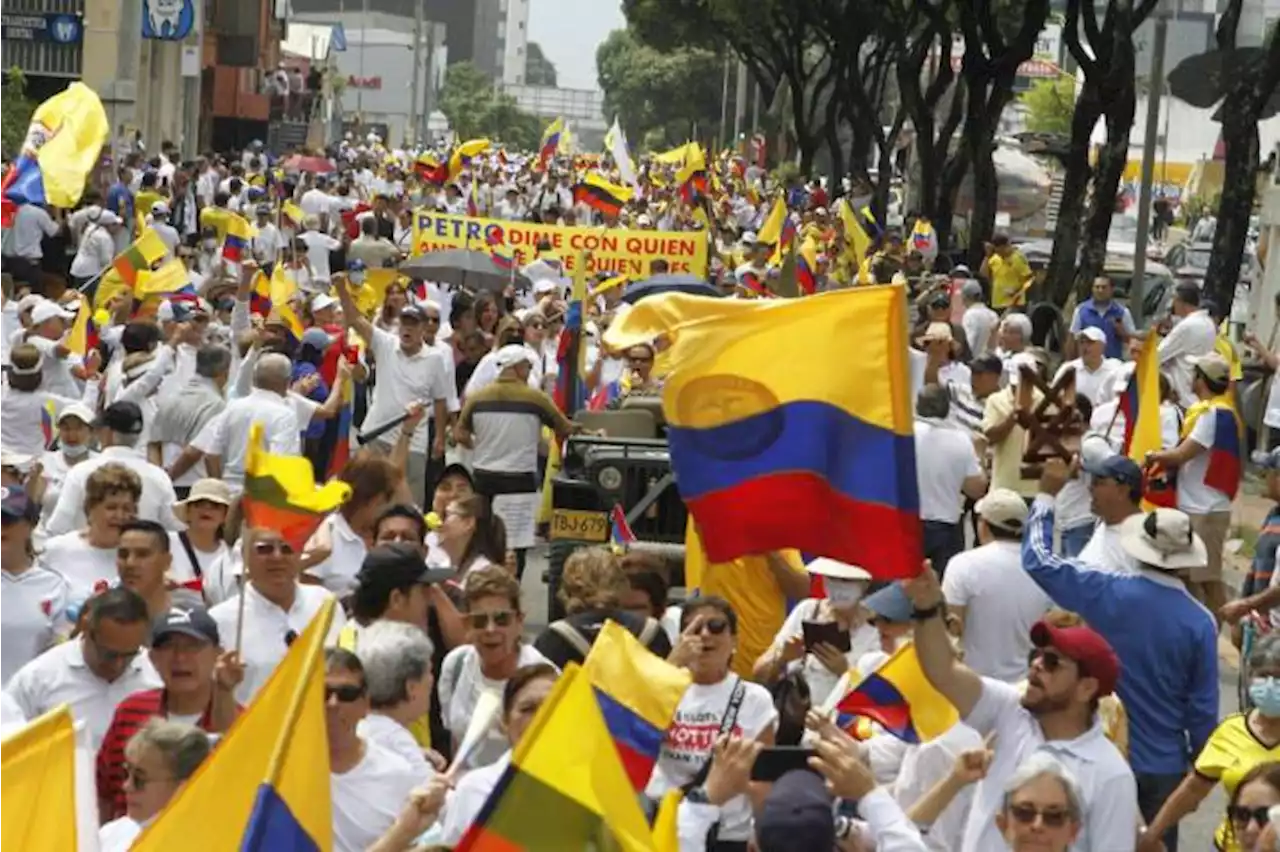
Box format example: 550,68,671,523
1,12,83,43
330,22,346,52
141,0,194,40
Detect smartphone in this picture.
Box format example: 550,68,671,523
751,747,817,782
801,620,852,653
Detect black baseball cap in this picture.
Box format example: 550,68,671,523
1082,454,1143,490
152,606,221,646
96,401,145,435
357,542,455,590
755,770,835,852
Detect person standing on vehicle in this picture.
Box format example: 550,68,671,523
1068,276,1135,361
1158,282,1218,409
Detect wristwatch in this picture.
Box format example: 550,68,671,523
911,603,943,620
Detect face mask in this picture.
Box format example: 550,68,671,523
825,579,865,607
202,239,217,251
350,272,366,285
1250,677,1280,716
61,441,90,459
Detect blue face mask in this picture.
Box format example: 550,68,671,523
1249,677,1280,716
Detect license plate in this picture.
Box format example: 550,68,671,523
550,509,610,542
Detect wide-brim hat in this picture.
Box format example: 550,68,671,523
805,557,871,581
1119,509,1208,571
174,479,234,523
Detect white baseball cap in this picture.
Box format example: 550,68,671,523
30,300,75,325
494,344,530,371
1077,326,1106,343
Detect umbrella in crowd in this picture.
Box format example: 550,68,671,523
399,248,532,292
621,273,721,304
279,154,335,174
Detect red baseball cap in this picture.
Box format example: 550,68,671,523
1030,620,1120,697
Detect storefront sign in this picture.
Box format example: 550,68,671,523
2,12,82,43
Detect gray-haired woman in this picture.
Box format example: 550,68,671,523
98,718,211,852
996,753,1084,852
356,620,441,779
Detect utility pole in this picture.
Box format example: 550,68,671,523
718,54,730,150
408,0,424,146
421,23,438,144
733,59,748,149
181,0,204,158
1131,4,1169,326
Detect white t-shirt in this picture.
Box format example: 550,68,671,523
914,418,982,524
647,675,778,842
357,713,437,781
1054,358,1124,407
1078,521,1140,575
331,738,420,852
962,304,999,357
41,532,119,600
166,532,231,591
99,816,144,852
891,722,985,852
438,644,554,770
1158,310,1217,408
768,599,880,705
304,512,368,597
438,751,509,845
1,566,71,686
298,230,341,281
1178,409,1233,514
941,541,1053,683
363,327,451,454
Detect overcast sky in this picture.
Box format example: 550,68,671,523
527,0,625,91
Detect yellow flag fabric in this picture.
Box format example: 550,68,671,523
135,258,190,296
66,302,91,356
133,599,337,852
839,199,872,263
281,200,305,227
351,268,401,317
652,142,694,164
757,198,787,247
24,82,109,208
1125,333,1163,466
1,705,79,851
838,640,959,742
674,144,707,188
93,268,132,310
449,138,491,180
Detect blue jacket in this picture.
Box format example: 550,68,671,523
1022,497,1219,775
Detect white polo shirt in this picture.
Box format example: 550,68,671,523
3,639,162,750
1054,357,1124,407
209,581,346,704
914,418,982,524
303,512,367,597
959,679,1139,852
192,388,319,493
331,738,420,852
1,566,71,686
363,326,450,454
43,446,184,538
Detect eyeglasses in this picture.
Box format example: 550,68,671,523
526,322,544,330
1007,803,1073,828
1228,805,1272,827
423,315,441,324
467,610,516,630
1028,648,1064,672
324,683,366,703
253,540,295,556
90,635,140,665
122,763,175,791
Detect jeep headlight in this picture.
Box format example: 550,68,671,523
597,466,623,491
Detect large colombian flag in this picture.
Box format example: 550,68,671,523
836,639,958,744
242,421,352,551
573,172,633,218
582,621,689,790
456,663,678,852
603,286,921,577
133,599,336,852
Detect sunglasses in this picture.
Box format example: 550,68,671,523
91,635,140,665
1228,805,1272,827
688,617,729,636
467,610,516,630
1008,803,1073,828
122,763,174,791
1028,648,1065,672
253,540,295,556
324,683,366,703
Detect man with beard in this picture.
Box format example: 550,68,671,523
903,559,1139,852
1022,457,1218,851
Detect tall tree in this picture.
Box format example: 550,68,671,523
595,28,725,146
1,69,34,159
1044,0,1160,306
623,0,837,173
1203,0,1280,312
1020,78,1076,135
438,61,544,146
525,42,558,87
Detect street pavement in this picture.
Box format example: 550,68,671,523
514,538,1244,845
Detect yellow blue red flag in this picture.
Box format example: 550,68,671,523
1,82,108,219
836,640,958,743
604,287,921,577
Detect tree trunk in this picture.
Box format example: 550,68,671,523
1045,80,1103,305
935,149,970,257
1080,96,1133,288
1205,114,1260,312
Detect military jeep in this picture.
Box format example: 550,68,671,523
545,399,688,621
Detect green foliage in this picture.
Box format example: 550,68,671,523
596,28,724,148
1018,77,1076,136
525,42,557,87
438,61,543,148
2,68,35,158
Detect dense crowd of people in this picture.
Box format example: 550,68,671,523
3,134,1280,852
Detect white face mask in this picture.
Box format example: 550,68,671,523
61,441,90,459
202,239,217,251
825,578,866,607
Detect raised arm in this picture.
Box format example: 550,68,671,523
903,561,983,717
332,272,374,345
